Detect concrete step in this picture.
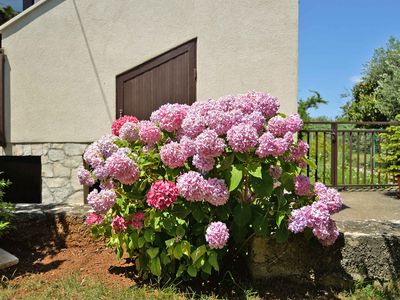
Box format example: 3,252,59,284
0,248,19,269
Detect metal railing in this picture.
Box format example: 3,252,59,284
299,121,399,189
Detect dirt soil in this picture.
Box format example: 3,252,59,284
0,213,135,289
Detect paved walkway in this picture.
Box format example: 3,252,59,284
334,190,400,221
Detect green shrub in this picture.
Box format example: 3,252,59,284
378,116,400,176
0,175,13,238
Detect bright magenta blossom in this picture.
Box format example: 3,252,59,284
112,115,139,136
146,180,179,210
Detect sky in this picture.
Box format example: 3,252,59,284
1,1,399,119
299,0,400,119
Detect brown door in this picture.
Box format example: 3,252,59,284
116,39,197,120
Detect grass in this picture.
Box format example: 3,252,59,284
1,274,400,300
0,274,260,300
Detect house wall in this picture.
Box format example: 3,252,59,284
1,0,298,144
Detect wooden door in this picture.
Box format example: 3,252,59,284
116,39,196,120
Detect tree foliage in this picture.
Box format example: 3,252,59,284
0,6,18,25
342,37,400,121
298,90,328,122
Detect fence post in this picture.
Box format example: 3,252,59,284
331,122,338,187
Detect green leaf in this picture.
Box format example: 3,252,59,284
138,237,145,248
248,162,262,178
160,251,171,265
171,203,191,219
146,247,159,259
176,264,186,278
181,240,191,257
276,225,289,243
187,265,198,277
192,208,205,222
233,203,252,227
216,205,230,221
253,215,270,237
229,164,243,191
208,252,219,271
191,245,207,263
173,243,183,259
202,261,212,275
276,211,285,228
219,154,235,171
150,257,162,277
176,226,185,237
249,172,273,197
165,238,175,248
144,229,154,243
302,157,317,169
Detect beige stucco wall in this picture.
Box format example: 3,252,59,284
1,0,298,143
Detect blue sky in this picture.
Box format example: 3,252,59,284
299,0,400,119
1,1,399,119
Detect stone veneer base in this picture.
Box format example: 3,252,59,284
0,143,89,204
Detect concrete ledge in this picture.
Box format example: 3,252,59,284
0,248,19,269
248,220,400,287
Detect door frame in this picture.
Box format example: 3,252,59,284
116,38,197,119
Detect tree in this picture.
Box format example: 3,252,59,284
0,6,18,25
298,90,328,122
342,37,400,121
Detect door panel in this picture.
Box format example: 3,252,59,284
116,39,196,120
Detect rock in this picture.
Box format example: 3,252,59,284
53,163,71,177
66,191,84,204
23,144,32,156
64,144,87,156
12,144,23,156
41,164,54,177
31,144,43,156
45,177,69,188
48,149,65,161
63,156,83,168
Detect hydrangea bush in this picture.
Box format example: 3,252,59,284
79,91,342,281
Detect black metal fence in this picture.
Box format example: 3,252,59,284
299,121,398,189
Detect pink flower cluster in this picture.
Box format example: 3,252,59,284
205,221,229,249
176,171,229,206
267,114,303,137
256,132,293,157
150,103,189,132
112,216,127,232
288,182,342,246
112,115,139,136
119,122,139,142
85,212,103,225
105,149,140,185
77,166,95,186
146,180,179,210
87,189,116,214
294,175,311,196
128,212,145,230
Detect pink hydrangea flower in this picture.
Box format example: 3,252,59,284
176,171,207,201
180,113,206,138
241,91,280,118
93,165,109,180
207,109,243,135
112,115,139,136
205,178,229,206
205,221,229,249
256,132,292,157
290,140,309,160
226,123,258,153
105,150,140,185
267,116,287,136
150,103,189,132
241,111,266,133
285,113,303,133
195,129,225,157
179,136,196,157
139,121,161,145
112,216,127,232
97,135,118,158
192,154,214,173
87,189,116,214
85,212,103,225
77,166,95,186
294,175,311,196
119,122,139,142
128,212,145,230
146,180,179,210
314,182,343,214
160,142,187,169
83,143,103,169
